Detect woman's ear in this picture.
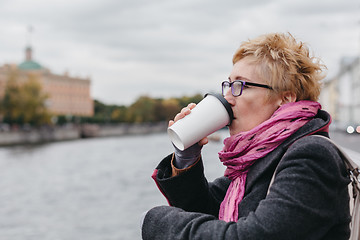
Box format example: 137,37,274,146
280,91,297,105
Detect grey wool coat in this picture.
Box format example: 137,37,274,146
142,110,351,240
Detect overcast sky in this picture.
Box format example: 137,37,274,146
0,0,359,105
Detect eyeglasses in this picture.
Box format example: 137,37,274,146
221,80,272,97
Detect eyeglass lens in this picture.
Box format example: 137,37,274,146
222,81,244,97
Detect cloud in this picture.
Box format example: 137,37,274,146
0,0,359,105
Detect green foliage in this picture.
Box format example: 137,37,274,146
177,94,203,108
124,94,203,123
126,96,159,123
78,94,203,124
0,71,51,126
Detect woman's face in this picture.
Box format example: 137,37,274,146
224,58,282,136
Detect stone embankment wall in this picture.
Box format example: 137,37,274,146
0,122,167,146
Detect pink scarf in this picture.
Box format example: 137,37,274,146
218,100,321,222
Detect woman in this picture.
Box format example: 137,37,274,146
141,33,351,239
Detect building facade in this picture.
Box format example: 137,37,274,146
0,46,93,117
320,57,360,126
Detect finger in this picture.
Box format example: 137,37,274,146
181,107,191,115
199,137,209,146
187,103,196,110
174,107,191,122
174,112,184,122
168,120,174,127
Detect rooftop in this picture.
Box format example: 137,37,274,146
18,60,43,70
17,45,43,71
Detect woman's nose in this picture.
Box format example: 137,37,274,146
224,91,235,105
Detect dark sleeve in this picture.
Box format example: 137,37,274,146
153,153,230,216
143,137,350,240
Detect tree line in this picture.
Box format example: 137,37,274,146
0,71,204,126
57,94,204,125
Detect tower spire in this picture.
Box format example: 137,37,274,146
25,25,33,61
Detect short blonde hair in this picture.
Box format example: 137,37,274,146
232,33,325,101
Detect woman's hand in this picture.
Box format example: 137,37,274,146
168,103,209,146
169,103,209,170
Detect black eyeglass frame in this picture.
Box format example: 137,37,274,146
221,80,272,97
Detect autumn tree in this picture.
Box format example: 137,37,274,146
0,71,22,123
21,73,51,125
110,105,127,123
0,71,51,125
126,96,157,123
177,94,203,108
61,94,204,124
125,94,203,123
156,98,181,121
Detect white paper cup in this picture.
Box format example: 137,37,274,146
167,93,234,150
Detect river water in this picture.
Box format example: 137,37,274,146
0,132,227,240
